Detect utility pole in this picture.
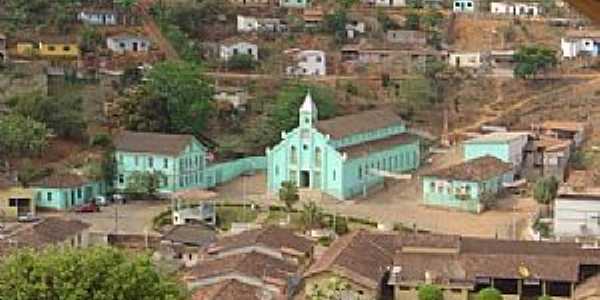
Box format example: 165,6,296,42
114,204,119,234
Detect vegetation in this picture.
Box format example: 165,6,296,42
216,205,259,231
418,284,444,300
226,54,257,71
121,60,213,135
514,45,557,79
0,114,48,158
307,277,352,300
279,181,299,212
8,92,87,140
3,0,76,33
324,9,349,43
125,171,165,197
477,288,503,300
301,201,324,230
0,246,186,300
533,176,559,205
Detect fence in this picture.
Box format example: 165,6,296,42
205,156,267,188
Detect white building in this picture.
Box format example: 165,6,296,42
77,10,118,25
214,86,250,110
561,30,600,59
453,0,475,12
237,15,287,33
106,34,151,54
555,192,600,238
448,52,484,68
490,2,542,16
0,33,6,62
237,15,259,32
220,41,258,61
345,21,366,39
286,50,326,76
362,0,407,7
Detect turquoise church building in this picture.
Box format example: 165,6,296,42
421,156,513,213
266,93,420,200
114,131,208,193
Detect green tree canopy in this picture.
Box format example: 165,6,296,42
279,180,299,212
8,92,87,139
533,176,559,205
0,114,48,158
123,60,213,135
514,45,557,79
126,171,165,196
477,288,503,300
301,200,324,230
308,276,352,300
418,284,444,300
0,246,186,300
226,54,257,71
324,9,349,43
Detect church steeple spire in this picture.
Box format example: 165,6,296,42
299,91,318,128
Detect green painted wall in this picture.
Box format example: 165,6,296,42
464,142,510,163
35,181,106,210
205,156,266,188
421,174,506,213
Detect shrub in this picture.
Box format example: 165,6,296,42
477,288,502,300
418,284,443,300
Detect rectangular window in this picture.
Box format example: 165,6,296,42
164,158,169,169
119,155,124,164
118,174,124,184
358,166,363,179
135,156,139,166
333,170,336,181
8,199,17,207
149,157,154,168
429,182,435,192
47,192,53,202
77,188,82,199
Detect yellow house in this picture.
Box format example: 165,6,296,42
38,37,80,58
0,177,36,219
16,42,35,57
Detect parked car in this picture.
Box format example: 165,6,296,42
75,202,100,213
17,213,40,223
95,196,109,206
112,194,127,204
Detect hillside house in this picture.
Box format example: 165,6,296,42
38,37,80,58
159,224,216,268
463,131,530,170
346,21,366,39
0,176,35,219
303,8,324,28
453,0,475,12
32,173,106,210
113,131,208,193
266,93,420,200
536,121,587,147
362,0,407,7
219,41,258,61
491,2,542,16
286,50,326,76
214,86,249,110
421,156,514,213
386,30,427,46
77,9,118,25
449,52,484,68
0,33,6,62
561,30,600,58
279,0,311,8
107,34,150,54
237,15,287,32
523,136,572,181
554,192,600,238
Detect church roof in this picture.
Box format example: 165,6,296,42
339,133,419,159
300,92,317,112
316,109,404,139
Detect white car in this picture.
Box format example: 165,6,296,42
94,196,109,206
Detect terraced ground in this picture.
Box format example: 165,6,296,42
565,0,600,23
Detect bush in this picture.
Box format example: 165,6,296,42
477,288,502,300
90,133,113,148
418,284,443,300
226,54,257,71
333,216,349,235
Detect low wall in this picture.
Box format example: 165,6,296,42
205,156,266,188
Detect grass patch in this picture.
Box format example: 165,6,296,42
264,210,304,229
216,206,259,231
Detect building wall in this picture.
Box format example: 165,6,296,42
449,53,482,68
0,186,35,218
554,198,600,238
107,37,150,54
237,16,259,32
220,42,258,61
78,11,118,25
374,0,407,7
422,174,508,213
39,42,80,58
35,181,106,210
453,0,475,12
279,0,310,8
115,139,207,193
562,38,600,58
464,137,527,169
287,51,326,76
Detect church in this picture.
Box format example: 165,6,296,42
266,93,421,200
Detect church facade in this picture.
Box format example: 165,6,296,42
266,93,420,200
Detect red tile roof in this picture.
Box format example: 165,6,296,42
209,226,314,256
422,156,513,181
315,109,404,140
114,131,196,156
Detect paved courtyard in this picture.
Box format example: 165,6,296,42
42,201,170,234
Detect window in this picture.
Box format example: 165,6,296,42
315,147,322,165
135,156,139,166
8,199,17,207
316,56,322,63
47,192,53,202
119,42,125,48
119,155,124,164
163,177,168,187
118,174,124,184
358,166,363,179
247,49,252,55
48,46,56,51
77,188,82,199
291,146,298,164
303,144,308,151
430,182,435,192
465,185,472,194
467,2,472,7
63,46,70,51
305,117,310,124
195,156,199,167
455,2,460,6
233,48,239,55
437,185,443,193
275,166,279,176
333,170,336,181
149,157,154,168
164,158,169,169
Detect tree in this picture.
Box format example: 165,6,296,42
514,45,557,79
301,201,324,230
533,176,559,205
0,114,48,158
324,9,348,43
307,277,352,300
279,181,299,212
126,171,165,196
0,246,186,300
418,284,443,300
405,13,420,30
123,61,213,135
337,0,359,9
477,288,502,300
226,54,257,71
8,92,87,139
377,8,399,31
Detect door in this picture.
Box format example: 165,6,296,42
132,42,139,52
455,56,461,67
71,190,75,207
300,171,310,188
102,14,107,24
